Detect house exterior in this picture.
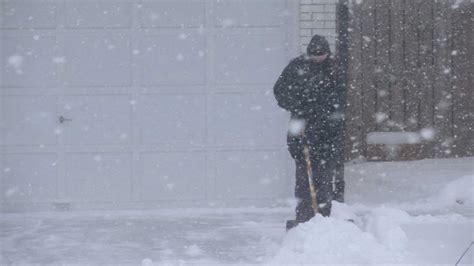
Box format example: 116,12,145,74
2,0,472,212
344,0,473,161
0,0,338,212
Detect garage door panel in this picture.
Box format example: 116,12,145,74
1,1,56,29
139,95,206,145
213,150,287,199
141,152,207,201
137,34,206,85
1,0,296,207
64,34,131,86
208,93,288,146
2,96,57,146
60,95,132,145
64,153,132,201
214,0,286,27
214,31,287,84
64,2,132,29
1,35,57,87
139,1,205,28
1,153,58,202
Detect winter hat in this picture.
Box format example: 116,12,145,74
307,35,331,56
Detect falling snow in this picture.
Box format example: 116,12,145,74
1,1,472,265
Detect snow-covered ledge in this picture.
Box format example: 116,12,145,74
366,131,435,161
367,132,422,145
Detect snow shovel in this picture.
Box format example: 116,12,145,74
286,144,318,231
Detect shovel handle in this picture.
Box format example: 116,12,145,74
303,144,318,213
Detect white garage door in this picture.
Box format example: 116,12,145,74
0,0,298,211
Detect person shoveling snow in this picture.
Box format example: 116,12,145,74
273,35,345,230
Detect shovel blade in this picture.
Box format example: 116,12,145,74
286,220,299,231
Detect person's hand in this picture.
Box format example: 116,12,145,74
288,118,306,136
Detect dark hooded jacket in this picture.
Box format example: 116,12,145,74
273,36,345,160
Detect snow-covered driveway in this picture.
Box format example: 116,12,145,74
1,209,287,265
1,157,473,265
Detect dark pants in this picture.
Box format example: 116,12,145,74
288,129,344,222
333,159,345,203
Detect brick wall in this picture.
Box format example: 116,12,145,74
300,0,338,53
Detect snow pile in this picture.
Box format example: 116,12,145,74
331,200,360,224
435,175,474,211
141,258,154,266
364,207,410,251
184,244,204,257
269,207,407,265
345,157,474,214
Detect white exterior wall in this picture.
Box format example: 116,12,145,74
300,0,338,53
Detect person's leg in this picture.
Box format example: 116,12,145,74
312,160,333,217
304,128,333,217
287,133,314,223
333,161,345,203
331,130,346,201
331,138,345,203
294,158,314,222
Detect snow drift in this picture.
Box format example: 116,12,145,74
269,203,408,265
436,175,474,210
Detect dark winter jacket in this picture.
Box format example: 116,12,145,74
273,55,345,162
273,55,344,133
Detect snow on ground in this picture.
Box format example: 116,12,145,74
1,157,473,265
345,157,474,216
